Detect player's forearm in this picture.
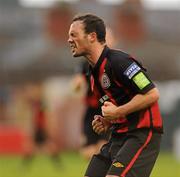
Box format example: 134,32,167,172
117,88,160,117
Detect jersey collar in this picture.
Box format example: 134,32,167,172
91,45,109,73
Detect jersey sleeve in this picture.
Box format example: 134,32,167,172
111,55,155,94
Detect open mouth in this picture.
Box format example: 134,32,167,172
70,43,77,53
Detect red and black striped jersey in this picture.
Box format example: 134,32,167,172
89,46,163,134
80,61,99,108
33,101,46,130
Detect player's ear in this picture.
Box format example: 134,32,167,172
88,32,97,43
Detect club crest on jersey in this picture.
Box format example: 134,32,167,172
101,73,111,89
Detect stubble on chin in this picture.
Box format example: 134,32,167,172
73,52,85,58
73,53,80,57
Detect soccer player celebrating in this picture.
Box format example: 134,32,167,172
68,14,163,177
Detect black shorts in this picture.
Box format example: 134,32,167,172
34,128,47,145
85,129,162,177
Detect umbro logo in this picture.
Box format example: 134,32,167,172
112,162,124,168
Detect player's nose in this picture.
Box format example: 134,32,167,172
68,37,73,43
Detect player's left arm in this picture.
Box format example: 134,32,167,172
102,55,159,120
102,87,159,120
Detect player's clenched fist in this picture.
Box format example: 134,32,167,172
92,115,111,134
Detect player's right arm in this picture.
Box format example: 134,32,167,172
92,115,111,134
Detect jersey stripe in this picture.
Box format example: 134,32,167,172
99,58,117,105
99,58,129,126
151,102,163,130
137,109,151,129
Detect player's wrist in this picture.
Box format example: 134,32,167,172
116,106,127,118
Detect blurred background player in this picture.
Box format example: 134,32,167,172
71,27,116,159
22,81,61,167
20,2,74,166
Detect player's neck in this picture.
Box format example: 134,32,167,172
86,43,106,67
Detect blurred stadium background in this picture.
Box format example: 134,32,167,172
0,0,180,177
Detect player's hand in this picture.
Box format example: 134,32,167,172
92,115,110,134
101,101,120,120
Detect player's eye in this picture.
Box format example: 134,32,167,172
70,33,76,37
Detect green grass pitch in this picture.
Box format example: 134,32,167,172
0,151,179,177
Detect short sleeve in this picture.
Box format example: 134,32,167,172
111,56,155,94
